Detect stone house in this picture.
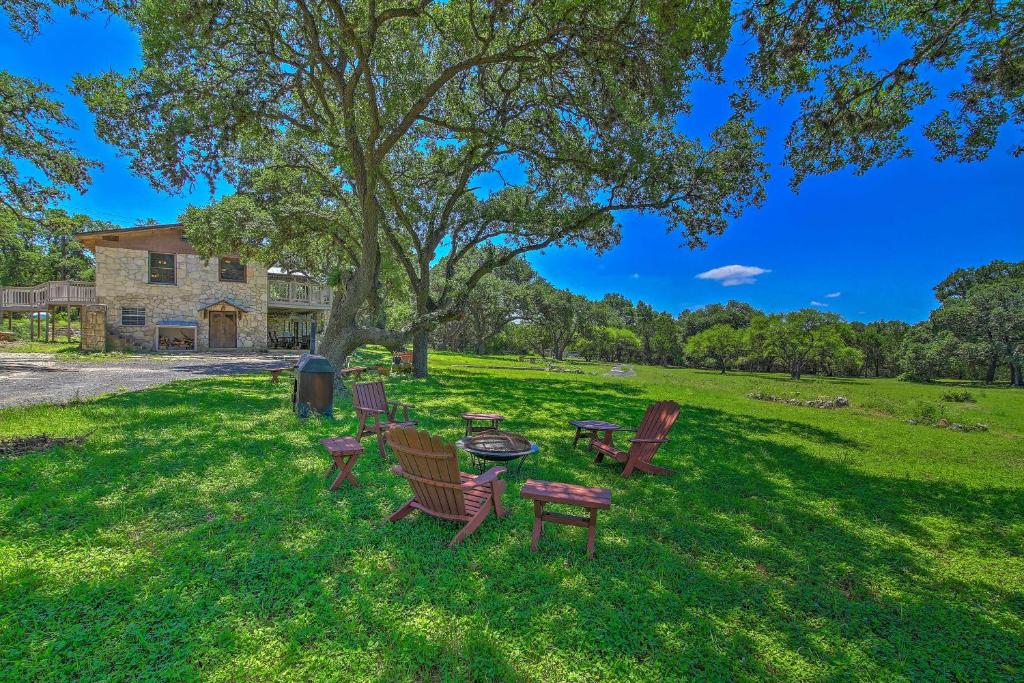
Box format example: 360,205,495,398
69,224,331,352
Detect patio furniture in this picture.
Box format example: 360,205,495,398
321,436,364,490
462,412,505,436
590,401,680,478
569,419,621,449
338,366,368,382
353,381,417,458
520,479,611,559
268,367,291,383
386,427,508,547
455,431,537,477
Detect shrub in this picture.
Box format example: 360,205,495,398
942,390,976,403
906,400,948,425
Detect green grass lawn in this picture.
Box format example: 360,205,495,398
1,352,1022,681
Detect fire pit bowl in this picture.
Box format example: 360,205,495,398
455,430,538,476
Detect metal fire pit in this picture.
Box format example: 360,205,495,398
455,430,538,477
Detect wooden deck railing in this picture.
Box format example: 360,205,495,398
268,278,332,309
0,281,97,311
3,277,330,312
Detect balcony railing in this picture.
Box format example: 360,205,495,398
0,281,97,310
268,278,332,309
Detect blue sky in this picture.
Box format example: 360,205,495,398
3,10,1021,323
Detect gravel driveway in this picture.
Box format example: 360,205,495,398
0,352,299,409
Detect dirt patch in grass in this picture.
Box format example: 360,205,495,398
0,434,86,459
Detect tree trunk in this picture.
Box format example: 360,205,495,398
319,275,408,382
790,360,801,380
412,329,429,378
985,354,998,383
319,197,385,372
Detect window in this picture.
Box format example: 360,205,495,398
149,252,176,284
219,257,246,283
121,307,146,326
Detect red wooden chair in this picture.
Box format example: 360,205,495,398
590,401,680,478
386,427,508,547
353,381,418,458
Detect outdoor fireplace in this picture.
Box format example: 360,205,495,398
156,320,197,352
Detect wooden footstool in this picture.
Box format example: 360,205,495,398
520,479,611,559
569,420,620,448
321,436,365,490
462,412,505,436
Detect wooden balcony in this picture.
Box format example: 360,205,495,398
267,276,332,310
0,281,97,311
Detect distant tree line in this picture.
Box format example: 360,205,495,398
0,209,109,287
434,255,1024,386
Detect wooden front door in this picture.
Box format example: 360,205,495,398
209,311,237,349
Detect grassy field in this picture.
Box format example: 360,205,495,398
1,351,1022,681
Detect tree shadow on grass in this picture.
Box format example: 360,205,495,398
0,373,1021,679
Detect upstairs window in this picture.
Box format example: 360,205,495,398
219,257,246,283
149,252,176,285
121,307,145,326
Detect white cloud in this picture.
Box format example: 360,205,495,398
825,291,841,298
695,264,770,287
810,300,828,307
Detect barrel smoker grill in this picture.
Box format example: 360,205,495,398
293,353,335,418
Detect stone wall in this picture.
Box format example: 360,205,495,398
80,304,107,352
95,246,268,351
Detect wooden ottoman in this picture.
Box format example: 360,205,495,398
520,479,612,559
462,412,505,436
568,420,621,449
321,436,365,490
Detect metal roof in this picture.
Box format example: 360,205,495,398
73,223,184,238
198,298,251,313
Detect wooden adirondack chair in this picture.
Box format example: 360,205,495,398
386,427,508,547
353,381,418,458
590,401,680,478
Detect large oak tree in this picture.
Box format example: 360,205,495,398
73,0,768,373
74,0,1022,374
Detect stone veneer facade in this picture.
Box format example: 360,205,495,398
95,246,268,351
80,304,108,352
